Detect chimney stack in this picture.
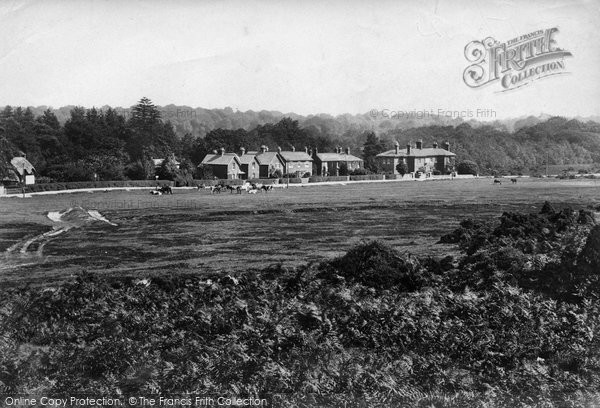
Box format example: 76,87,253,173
394,141,400,155
308,148,313,157
416,140,423,149
219,147,225,156
260,145,266,153
406,144,411,155
432,142,438,149
291,145,295,152
304,146,308,154
212,149,217,154
443,141,450,151
240,147,246,156
277,146,282,153
345,147,350,155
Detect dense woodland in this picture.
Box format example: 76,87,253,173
1,98,600,182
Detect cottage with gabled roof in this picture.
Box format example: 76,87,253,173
312,147,363,176
376,140,456,175
277,146,313,177
237,147,260,180
200,148,244,179
2,155,35,186
254,145,285,178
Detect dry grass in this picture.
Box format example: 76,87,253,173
1,177,599,286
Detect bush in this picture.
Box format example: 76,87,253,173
155,154,179,180
308,175,348,183
456,160,479,176
270,169,283,179
322,241,425,290
194,164,212,180
339,162,349,176
125,160,153,180
349,168,368,176
396,162,408,176
35,176,54,184
349,174,384,181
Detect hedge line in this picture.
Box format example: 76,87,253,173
9,180,174,194
349,174,385,181
308,175,350,183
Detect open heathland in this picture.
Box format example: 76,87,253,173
1,177,600,406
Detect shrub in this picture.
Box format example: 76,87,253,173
322,241,425,290
270,169,283,179
456,160,479,176
195,164,214,180
125,160,153,180
349,168,368,176
155,154,179,180
339,162,349,176
396,162,408,176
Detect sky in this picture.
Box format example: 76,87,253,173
0,0,598,119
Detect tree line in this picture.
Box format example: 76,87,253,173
1,97,599,183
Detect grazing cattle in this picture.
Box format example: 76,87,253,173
151,185,172,195
237,182,251,194
261,185,273,192
493,179,502,185
511,178,518,184
248,188,258,194
225,185,237,193
160,185,173,195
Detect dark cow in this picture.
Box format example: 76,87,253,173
151,185,173,195
159,185,173,194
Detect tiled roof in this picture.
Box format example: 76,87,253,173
201,153,241,166
254,151,281,165
238,153,258,165
316,153,363,162
278,151,313,162
377,148,455,158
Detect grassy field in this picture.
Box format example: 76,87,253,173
2,177,600,404
1,177,600,286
